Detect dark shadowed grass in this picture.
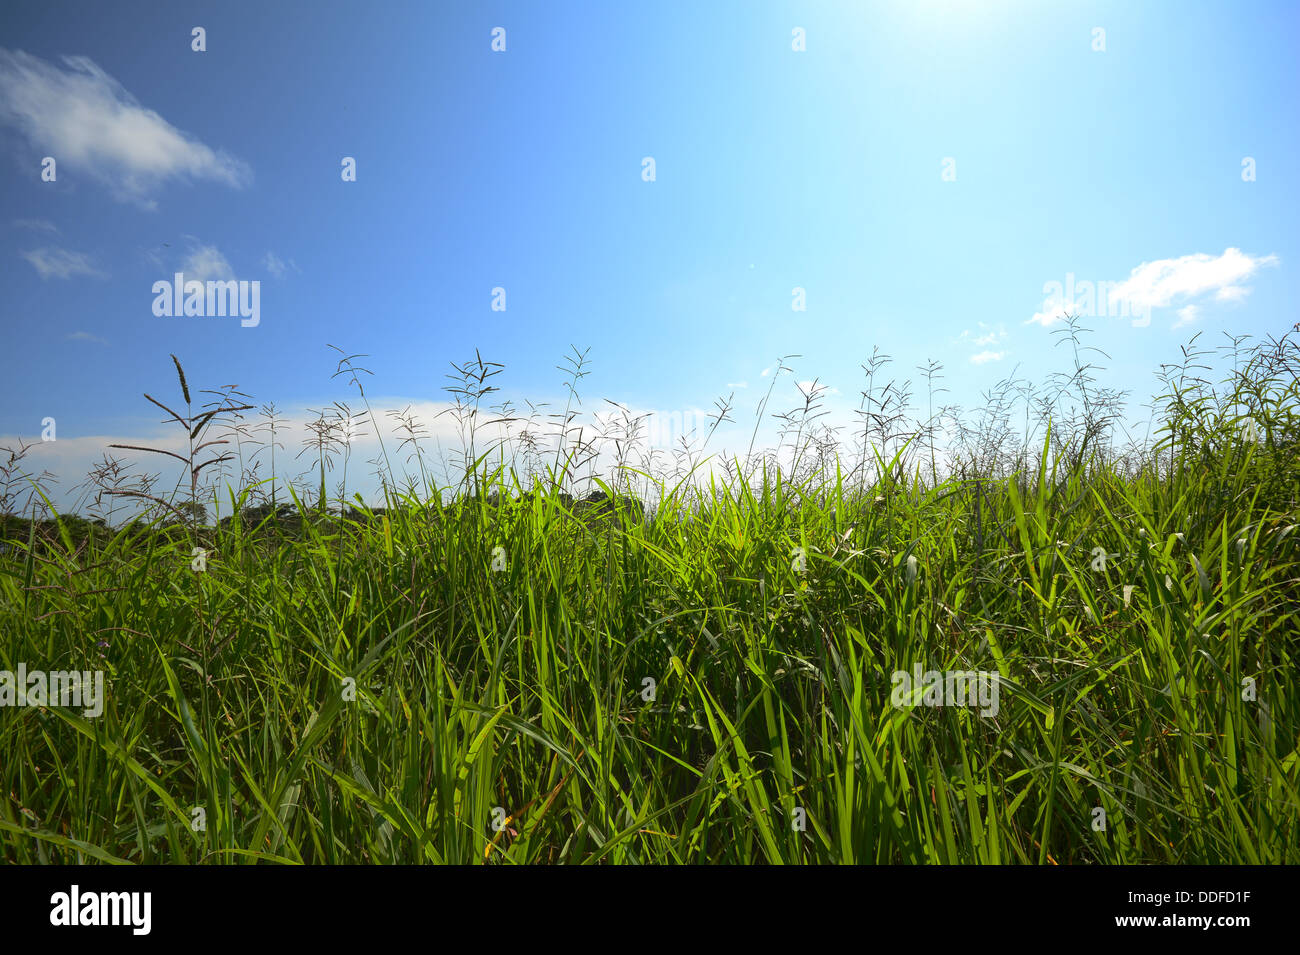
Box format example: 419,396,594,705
1,325,1297,863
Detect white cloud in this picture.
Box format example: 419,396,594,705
180,244,235,283
1028,249,1278,328
0,48,252,207
1173,305,1199,329
970,350,1005,365
726,381,748,390
1109,248,1275,314
20,246,108,280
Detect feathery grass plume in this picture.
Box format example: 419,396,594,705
104,355,252,527
171,353,191,405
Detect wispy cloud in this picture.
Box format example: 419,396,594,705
263,251,299,279
12,217,58,233
0,48,252,207
726,381,748,390
65,331,107,345
957,322,1008,363
1214,285,1250,303
20,246,108,280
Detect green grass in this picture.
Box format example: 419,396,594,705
1,329,1298,864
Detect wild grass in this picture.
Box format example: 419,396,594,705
1,321,1297,863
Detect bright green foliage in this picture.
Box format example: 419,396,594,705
1,334,1297,864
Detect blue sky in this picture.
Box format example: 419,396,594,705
1,0,1297,513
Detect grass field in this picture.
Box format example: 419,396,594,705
2,326,1298,864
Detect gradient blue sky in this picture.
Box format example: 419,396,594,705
1,0,1297,510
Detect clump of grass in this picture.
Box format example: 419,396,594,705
1,330,1297,864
